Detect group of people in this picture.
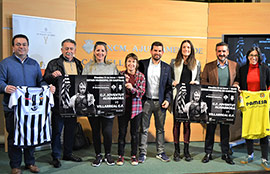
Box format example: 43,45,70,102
0,34,270,174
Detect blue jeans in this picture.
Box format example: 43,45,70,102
51,112,77,159
139,100,166,155
5,111,35,168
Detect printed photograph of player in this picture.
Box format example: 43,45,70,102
183,85,208,123
60,75,96,117
69,79,96,116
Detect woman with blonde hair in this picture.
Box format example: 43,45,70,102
82,41,118,167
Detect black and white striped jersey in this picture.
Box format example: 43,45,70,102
8,86,54,147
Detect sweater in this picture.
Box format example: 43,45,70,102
82,62,119,75
246,63,260,91
0,54,45,111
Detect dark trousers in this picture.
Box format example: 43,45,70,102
118,114,141,156
173,120,191,144
246,136,269,160
51,112,77,159
5,111,35,168
88,116,114,155
204,123,230,155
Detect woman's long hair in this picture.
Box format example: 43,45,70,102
175,40,196,70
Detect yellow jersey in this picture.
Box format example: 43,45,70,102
238,91,270,139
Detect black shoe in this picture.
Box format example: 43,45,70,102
92,154,103,167
202,153,212,163
52,158,61,168
173,151,180,162
63,154,82,162
184,143,193,162
103,154,115,166
222,154,235,165
184,153,193,162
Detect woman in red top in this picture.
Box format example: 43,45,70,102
235,46,270,171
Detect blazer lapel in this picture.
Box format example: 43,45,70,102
145,58,150,79
213,60,219,85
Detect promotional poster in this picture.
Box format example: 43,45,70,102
59,75,125,117
174,84,237,124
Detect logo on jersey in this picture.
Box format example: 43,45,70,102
31,106,38,111
260,93,265,98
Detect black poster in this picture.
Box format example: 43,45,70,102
174,84,237,124
59,75,125,117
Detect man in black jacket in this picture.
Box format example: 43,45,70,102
44,39,83,168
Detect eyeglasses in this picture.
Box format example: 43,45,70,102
248,54,258,58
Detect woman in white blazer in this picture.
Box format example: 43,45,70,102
170,40,201,162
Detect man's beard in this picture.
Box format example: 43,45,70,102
152,55,161,61
217,55,227,63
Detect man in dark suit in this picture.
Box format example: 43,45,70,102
138,41,172,163
201,42,239,165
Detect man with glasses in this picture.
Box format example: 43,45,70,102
44,39,83,168
0,34,56,174
201,42,239,165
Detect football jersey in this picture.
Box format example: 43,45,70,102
238,90,270,139
8,86,54,147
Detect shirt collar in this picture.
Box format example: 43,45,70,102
217,59,228,68
14,54,28,63
62,54,75,62
249,63,259,68
150,57,161,66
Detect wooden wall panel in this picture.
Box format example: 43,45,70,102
208,3,270,38
2,0,76,28
77,0,208,36
76,34,208,69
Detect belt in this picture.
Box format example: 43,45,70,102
146,97,159,101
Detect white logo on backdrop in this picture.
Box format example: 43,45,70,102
82,40,94,54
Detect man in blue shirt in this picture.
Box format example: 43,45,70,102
0,34,55,174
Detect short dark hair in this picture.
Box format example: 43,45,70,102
151,41,163,51
61,39,76,47
125,53,139,70
246,46,262,65
12,34,29,46
215,42,229,51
